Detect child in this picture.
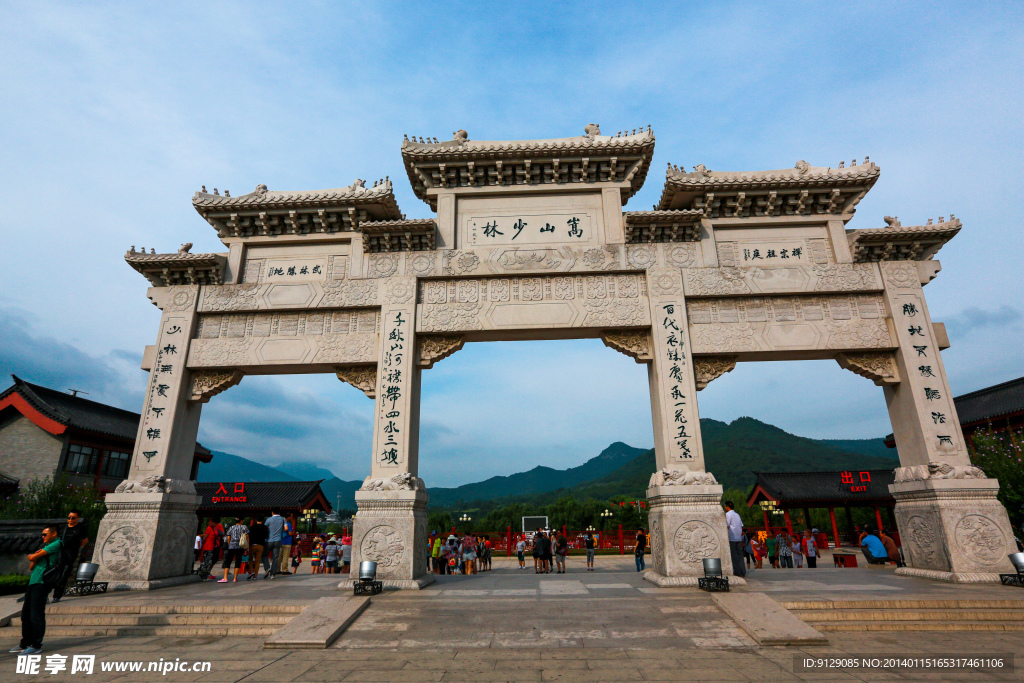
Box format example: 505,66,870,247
290,543,302,573
311,540,321,574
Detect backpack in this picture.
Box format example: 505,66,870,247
41,540,66,589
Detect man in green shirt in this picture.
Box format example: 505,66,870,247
10,524,62,655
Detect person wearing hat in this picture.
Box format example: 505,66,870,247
341,535,352,574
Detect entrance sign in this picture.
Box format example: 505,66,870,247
93,126,1016,589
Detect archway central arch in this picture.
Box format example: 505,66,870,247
94,126,1015,589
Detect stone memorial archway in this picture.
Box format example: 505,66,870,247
94,126,1016,589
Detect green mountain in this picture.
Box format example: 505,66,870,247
196,421,895,512
197,451,300,483
425,442,649,508
449,417,899,511
196,451,362,513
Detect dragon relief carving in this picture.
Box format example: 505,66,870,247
894,462,987,483
189,369,244,402
201,283,260,311
359,473,426,491
649,469,719,488
417,335,465,369
836,352,900,386
600,330,652,363
685,268,752,296
694,356,738,390
335,365,377,399
496,250,563,271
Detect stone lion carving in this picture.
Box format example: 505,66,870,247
359,473,425,492
894,461,986,483
648,468,719,488
115,475,195,494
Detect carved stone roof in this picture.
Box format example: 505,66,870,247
401,127,656,210
623,209,703,243
359,219,437,253
125,249,226,287
847,218,961,262
657,160,880,218
191,180,403,239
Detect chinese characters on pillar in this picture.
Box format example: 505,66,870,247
895,294,958,454
660,302,695,462
139,318,186,468
378,311,409,468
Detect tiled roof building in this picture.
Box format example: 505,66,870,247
0,375,212,492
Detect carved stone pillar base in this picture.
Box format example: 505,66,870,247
643,485,745,587
891,478,1016,582
93,492,201,590
341,489,436,590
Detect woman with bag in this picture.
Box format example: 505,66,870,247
219,518,249,582
554,533,568,573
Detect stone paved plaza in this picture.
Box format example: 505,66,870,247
1,556,1021,681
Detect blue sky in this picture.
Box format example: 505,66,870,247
1,2,1021,487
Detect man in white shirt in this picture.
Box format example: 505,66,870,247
724,501,746,577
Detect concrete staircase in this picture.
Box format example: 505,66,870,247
3,603,304,638
783,599,1024,632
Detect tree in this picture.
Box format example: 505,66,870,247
970,429,1024,531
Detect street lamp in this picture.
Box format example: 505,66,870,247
586,525,595,531
459,514,472,524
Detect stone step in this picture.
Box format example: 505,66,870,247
45,603,307,615
813,621,1024,632
797,609,1024,623
781,599,1024,610
22,625,281,638
10,614,295,627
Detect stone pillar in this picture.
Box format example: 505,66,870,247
94,285,203,589
880,262,1015,581
347,279,434,589
643,267,737,587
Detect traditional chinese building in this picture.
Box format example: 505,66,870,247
0,375,212,493
746,469,897,547
194,480,332,521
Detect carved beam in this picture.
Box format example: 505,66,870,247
417,335,465,369
335,364,377,399
693,356,737,390
836,352,900,386
600,330,652,364
189,369,244,403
